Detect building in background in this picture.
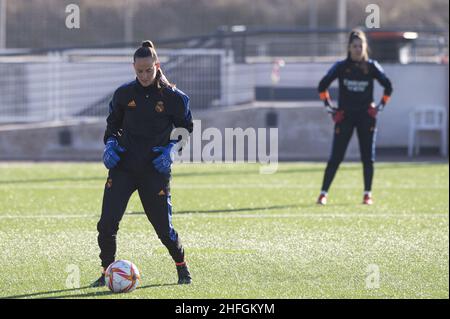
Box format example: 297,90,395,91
0,0,448,160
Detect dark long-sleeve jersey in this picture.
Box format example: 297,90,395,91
104,79,193,173
318,58,393,111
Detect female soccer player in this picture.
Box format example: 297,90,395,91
316,29,393,205
91,40,193,287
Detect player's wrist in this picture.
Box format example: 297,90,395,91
324,101,337,114
106,137,118,146
376,101,386,112
319,91,330,101
168,141,180,157
168,140,178,149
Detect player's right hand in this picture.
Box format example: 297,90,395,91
332,110,345,124
103,137,126,169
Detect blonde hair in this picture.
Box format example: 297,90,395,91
347,29,369,61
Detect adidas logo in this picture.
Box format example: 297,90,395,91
127,100,136,108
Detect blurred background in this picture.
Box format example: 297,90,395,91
0,0,448,161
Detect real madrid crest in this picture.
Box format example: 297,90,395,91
155,101,165,113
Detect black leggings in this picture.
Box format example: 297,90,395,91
321,110,377,193
96,168,184,269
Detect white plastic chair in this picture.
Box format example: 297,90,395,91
408,106,448,157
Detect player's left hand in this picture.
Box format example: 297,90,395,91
152,142,177,175
368,102,380,118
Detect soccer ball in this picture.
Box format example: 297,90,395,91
105,260,141,293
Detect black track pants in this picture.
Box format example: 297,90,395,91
96,168,184,269
321,110,377,193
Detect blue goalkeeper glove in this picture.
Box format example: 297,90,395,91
103,137,126,169
152,142,178,175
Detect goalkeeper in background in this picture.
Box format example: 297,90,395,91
316,29,393,205
91,40,193,287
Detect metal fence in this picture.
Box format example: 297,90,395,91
0,28,448,124
152,27,449,63
0,49,232,123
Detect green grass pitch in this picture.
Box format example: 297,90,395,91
0,162,448,299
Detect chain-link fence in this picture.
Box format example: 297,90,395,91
0,27,448,124
0,49,238,123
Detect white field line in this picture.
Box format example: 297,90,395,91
0,213,447,219
0,183,448,190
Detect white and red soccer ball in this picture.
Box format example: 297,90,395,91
105,260,141,293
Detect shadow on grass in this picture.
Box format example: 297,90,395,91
0,168,328,184
129,203,354,216
130,204,298,215
3,283,178,299
0,163,428,184
174,166,349,178
174,162,428,178
2,285,94,299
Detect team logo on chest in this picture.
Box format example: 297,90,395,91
155,101,165,113
361,63,369,74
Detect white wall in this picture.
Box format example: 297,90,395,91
375,64,449,147
6,57,449,150
251,63,449,147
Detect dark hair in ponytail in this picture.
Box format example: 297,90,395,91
142,40,153,48
133,40,156,61
133,40,174,89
